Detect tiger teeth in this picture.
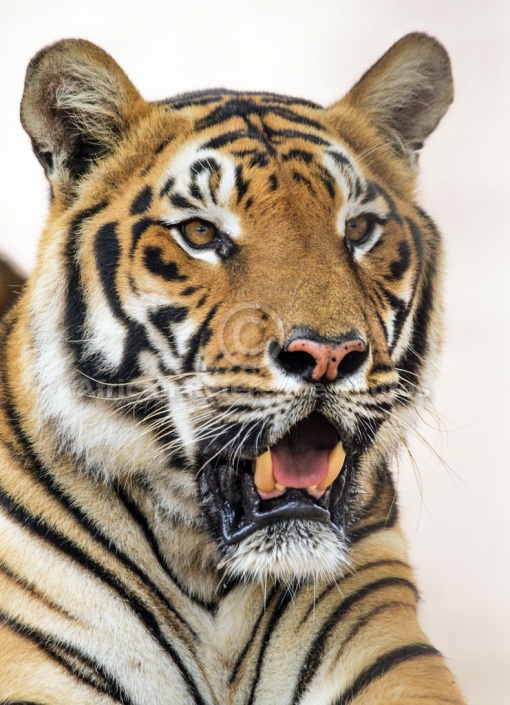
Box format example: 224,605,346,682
317,440,346,491
254,441,346,494
254,449,275,493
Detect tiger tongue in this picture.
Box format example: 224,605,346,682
270,412,339,489
271,446,329,489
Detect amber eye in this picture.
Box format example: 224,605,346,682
180,219,218,247
345,215,372,243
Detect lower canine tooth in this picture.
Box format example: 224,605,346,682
254,449,275,493
317,441,346,491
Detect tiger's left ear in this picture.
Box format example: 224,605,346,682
20,39,147,198
332,33,453,159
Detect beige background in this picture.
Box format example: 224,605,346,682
1,1,509,702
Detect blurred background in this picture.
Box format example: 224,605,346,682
1,1,508,701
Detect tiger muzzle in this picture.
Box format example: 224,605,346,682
199,411,355,546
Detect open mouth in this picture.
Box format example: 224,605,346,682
200,411,353,547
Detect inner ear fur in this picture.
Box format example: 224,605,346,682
20,39,146,191
334,33,453,158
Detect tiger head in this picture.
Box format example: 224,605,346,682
17,35,452,583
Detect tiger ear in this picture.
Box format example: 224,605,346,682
334,33,453,159
20,39,146,195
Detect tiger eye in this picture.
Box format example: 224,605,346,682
181,219,217,247
345,215,370,242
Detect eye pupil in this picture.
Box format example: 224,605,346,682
181,219,217,246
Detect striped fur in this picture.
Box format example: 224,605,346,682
0,35,466,703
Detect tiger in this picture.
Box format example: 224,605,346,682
0,32,466,704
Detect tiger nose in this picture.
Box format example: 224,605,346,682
277,336,367,382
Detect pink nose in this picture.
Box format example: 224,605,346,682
286,337,367,381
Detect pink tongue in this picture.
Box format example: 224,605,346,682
271,413,338,489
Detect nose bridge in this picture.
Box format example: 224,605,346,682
247,245,366,342
240,196,368,344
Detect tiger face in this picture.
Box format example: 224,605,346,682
18,35,452,583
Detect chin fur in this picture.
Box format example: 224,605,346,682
218,520,350,584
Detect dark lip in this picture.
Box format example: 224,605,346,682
199,450,354,547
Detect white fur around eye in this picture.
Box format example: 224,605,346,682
159,141,242,263
351,221,383,260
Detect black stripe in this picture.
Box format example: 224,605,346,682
160,90,224,110
376,283,409,354
0,376,200,638
386,217,425,354
0,560,75,620
292,170,315,194
95,222,151,382
131,216,157,255
319,167,336,198
64,203,108,370
144,246,188,281
396,215,435,386
170,192,196,211
332,643,440,705
234,165,250,204
112,482,216,612
0,489,206,704
195,98,325,133
228,586,279,685
0,609,132,703
371,363,394,374
95,222,125,320
201,130,251,150
292,577,418,703
246,590,294,705
159,176,175,198
232,149,269,168
130,185,153,215
387,239,411,281
66,204,151,384
349,503,399,544
182,305,219,372
266,128,329,146
302,558,412,621
282,149,314,163
190,181,205,203
327,150,352,169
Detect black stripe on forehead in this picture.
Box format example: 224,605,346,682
281,149,314,164
197,94,331,156
200,126,330,154
194,97,325,133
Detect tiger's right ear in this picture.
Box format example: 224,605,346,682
20,39,147,197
